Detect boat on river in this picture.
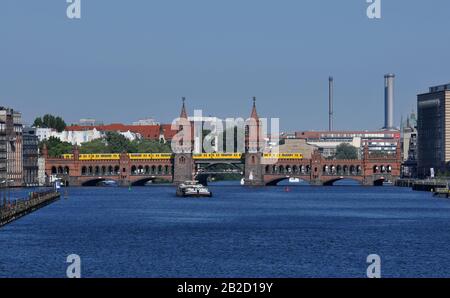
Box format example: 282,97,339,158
176,181,212,198
433,186,450,198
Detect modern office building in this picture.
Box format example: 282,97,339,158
417,83,450,177
22,126,39,186
0,107,23,187
294,130,400,158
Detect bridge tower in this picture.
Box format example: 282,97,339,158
361,144,381,186
310,149,323,185
173,97,194,184
70,145,81,185
244,97,264,186
118,152,131,186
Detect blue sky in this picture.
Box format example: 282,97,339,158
1,0,449,132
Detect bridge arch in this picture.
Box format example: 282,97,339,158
195,162,243,185
130,177,172,186
265,176,310,186
197,162,243,171
349,165,356,175
323,177,363,186
373,178,385,186
81,178,108,187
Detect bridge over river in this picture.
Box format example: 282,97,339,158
45,148,401,187
44,99,401,186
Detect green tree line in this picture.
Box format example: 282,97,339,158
33,114,67,132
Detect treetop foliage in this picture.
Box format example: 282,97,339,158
33,114,66,132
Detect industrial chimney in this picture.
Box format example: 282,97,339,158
384,74,395,130
329,76,334,131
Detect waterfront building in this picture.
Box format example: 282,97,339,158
294,130,400,158
35,127,54,142
276,139,317,159
22,127,39,186
0,107,23,187
36,127,140,145
400,112,418,178
63,123,176,143
417,83,450,177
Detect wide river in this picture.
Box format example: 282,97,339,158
1,182,450,278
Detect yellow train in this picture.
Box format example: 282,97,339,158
62,153,172,161
193,153,243,160
128,153,172,160
263,153,303,160
80,154,120,160
62,152,302,161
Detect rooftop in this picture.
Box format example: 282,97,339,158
428,83,450,93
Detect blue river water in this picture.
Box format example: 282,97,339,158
1,181,450,278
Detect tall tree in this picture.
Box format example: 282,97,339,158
105,132,133,153
33,114,67,132
334,143,358,160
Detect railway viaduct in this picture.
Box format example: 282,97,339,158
44,100,401,186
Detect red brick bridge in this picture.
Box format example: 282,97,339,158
44,145,400,187
44,99,401,186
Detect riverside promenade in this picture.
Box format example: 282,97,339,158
396,178,449,192
0,190,60,228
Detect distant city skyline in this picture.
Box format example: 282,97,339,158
1,0,450,131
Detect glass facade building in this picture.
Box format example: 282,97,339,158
417,84,450,177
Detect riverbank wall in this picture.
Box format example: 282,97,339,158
0,191,60,228
396,178,449,192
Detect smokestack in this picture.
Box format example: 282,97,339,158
384,73,395,130
329,76,334,131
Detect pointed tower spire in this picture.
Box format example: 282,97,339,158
180,97,188,119
250,96,259,120
246,96,261,153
